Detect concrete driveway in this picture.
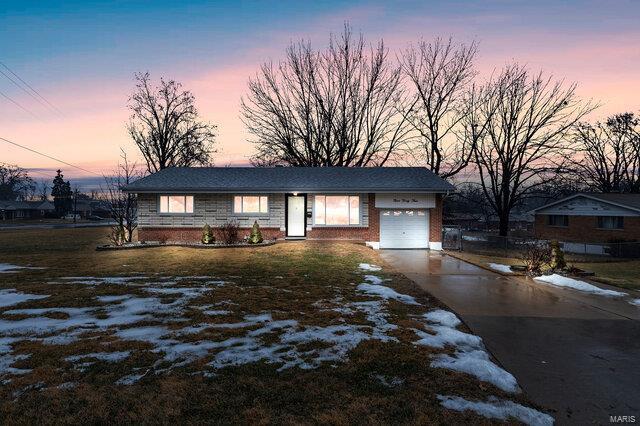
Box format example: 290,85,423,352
380,250,640,425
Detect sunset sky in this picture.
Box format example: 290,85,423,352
1,0,639,189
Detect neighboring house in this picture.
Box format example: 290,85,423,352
72,199,111,219
124,167,454,249
531,193,640,242
0,200,55,220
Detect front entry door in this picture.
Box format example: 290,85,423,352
286,195,306,237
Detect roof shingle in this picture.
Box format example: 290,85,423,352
123,167,454,193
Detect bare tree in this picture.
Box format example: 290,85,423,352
242,25,411,167
572,112,640,193
102,150,143,245
400,37,478,178
0,163,35,201
127,72,217,173
37,179,49,201
471,64,596,236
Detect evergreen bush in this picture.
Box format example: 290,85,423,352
201,224,214,244
248,221,263,244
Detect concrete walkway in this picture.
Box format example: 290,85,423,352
380,250,640,425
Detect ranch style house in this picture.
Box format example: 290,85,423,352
124,167,453,250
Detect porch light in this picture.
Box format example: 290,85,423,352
293,192,298,196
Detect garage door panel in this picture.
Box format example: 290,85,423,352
380,210,429,249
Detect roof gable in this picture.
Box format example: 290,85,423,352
124,167,454,193
532,194,640,216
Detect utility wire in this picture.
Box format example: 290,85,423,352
0,61,64,116
0,68,50,114
0,136,101,176
0,89,41,120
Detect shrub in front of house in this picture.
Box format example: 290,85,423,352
220,221,240,244
549,240,566,270
520,242,551,275
201,224,214,244
248,221,263,244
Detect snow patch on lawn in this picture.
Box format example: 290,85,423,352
422,309,461,328
0,263,44,273
487,263,512,273
357,283,420,305
438,395,554,426
358,263,382,272
0,289,48,308
65,351,131,363
415,308,520,393
629,299,640,307
534,274,627,297
432,350,519,393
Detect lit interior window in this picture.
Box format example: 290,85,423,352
314,195,359,225
234,196,268,213
159,195,194,214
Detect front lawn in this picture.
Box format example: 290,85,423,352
0,227,549,424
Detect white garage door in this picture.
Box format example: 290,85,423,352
380,209,429,249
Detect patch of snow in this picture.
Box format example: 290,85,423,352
358,263,382,272
629,299,640,307
65,351,130,363
487,263,512,273
357,283,420,305
96,295,131,303
432,350,519,393
0,338,31,375
415,309,520,393
57,382,77,390
201,309,231,316
363,275,386,285
437,395,553,426
0,289,48,308
0,263,44,273
414,326,482,350
116,372,147,385
534,274,627,297
422,309,461,328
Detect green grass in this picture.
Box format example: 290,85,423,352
0,227,539,423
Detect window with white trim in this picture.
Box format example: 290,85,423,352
314,195,359,225
233,195,268,213
159,195,194,214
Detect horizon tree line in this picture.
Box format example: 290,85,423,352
126,24,637,236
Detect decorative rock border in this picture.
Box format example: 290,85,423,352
96,240,276,251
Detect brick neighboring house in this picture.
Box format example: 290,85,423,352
123,167,453,250
532,193,640,243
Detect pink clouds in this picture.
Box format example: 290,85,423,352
1,8,638,177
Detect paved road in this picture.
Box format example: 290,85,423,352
380,250,640,426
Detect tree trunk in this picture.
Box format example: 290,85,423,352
498,212,509,237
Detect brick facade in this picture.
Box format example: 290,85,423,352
429,194,443,243
137,192,445,247
534,214,640,242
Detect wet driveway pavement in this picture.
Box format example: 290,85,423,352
380,250,640,425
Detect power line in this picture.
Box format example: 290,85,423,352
0,136,101,176
0,89,41,120
0,61,63,116
0,68,50,114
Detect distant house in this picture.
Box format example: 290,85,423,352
531,193,640,243
123,167,454,249
0,200,55,220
